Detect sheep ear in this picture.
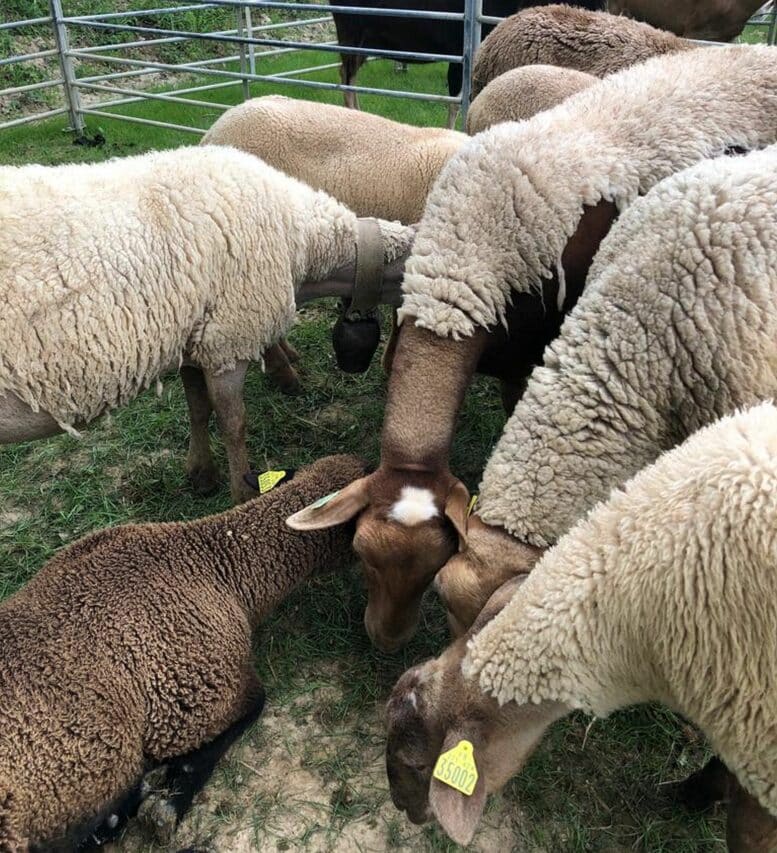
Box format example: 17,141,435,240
444,480,471,552
429,728,487,846
286,477,370,530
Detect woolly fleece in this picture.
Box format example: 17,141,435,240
0,454,365,847
478,143,777,546
202,95,465,224
0,145,411,431
465,403,777,817
398,45,777,339
471,4,690,99
466,65,597,135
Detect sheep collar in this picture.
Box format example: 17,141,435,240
348,218,384,319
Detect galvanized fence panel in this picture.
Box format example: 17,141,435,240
1,0,775,138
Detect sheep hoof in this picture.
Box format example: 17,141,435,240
137,794,179,845
186,465,220,496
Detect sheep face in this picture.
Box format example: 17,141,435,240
287,470,470,653
386,576,553,845
434,514,544,635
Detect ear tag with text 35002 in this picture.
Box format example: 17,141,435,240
432,739,478,796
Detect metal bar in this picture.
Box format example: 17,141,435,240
0,106,68,130
235,4,250,99
0,49,59,67
74,80,235,110
0,16,54,30
459,0,482,124
271,61,342,77
50,0,86,136
245,6,256,76
0,78,65,97
64,2,465,24
73,79,239,111
72,17,331,56
81,107,205,134
62,19,463,63
67,49,459,102
59,4,220,22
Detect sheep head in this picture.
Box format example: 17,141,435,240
385,576,564,846
434,513,544,636
286,468,470,653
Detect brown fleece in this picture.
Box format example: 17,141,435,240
472,4,691,98
0,454,365,849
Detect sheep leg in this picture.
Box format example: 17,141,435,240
670,756,731,811
278,337,300,363
138,675,265,844
263,341,302,396
726,775,777,852
180,365,219,496
203,361,253,504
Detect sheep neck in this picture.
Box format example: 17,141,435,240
380,321,489,473
195,500,351,628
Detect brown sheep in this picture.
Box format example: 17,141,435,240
471,4,691,100
608,0,766,42
0,455,365,851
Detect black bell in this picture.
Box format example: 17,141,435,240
332,300,381,373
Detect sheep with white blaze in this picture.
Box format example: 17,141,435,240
437,142,777,631
0,146,414,503
386,404,777,851
287,44,777,653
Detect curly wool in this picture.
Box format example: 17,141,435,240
398,45,777,339
0,145,410,432
203,95,465,224
477,143,777,546
465,403,777,817
466,65,597,135
471,4,691,99
0,455,365,847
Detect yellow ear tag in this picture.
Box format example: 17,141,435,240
311,490,340,510
257,470,287,494
432,739,478,796
467,494,479,517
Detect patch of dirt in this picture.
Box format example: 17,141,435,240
0,509,31,531
110,663,523,852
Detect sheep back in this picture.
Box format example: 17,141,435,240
466,65,598,134
472,4,691,98
399,45,777,340
202,95,465,224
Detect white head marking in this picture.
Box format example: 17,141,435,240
388,486,439,527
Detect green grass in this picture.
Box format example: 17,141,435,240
0,50,728,852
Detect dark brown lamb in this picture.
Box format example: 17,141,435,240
471,4,691,99
0,454,366,852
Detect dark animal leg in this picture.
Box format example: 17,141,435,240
727,775,777,852
138,675,265,845
670,756,731,812
180,365,219,496
203,360,252,504
340,52,365,110
263,341,302,396
446,62,463,129
278,337,300,364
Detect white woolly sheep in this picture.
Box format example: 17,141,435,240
0,455,365,851
437,140,777,629
386,404,777,851
287,44,777,653
0,146,413,503
466,64,598,134
471,4,691,100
